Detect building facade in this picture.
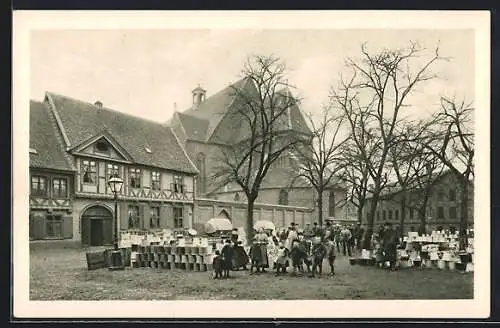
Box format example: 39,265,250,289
30,93,198,246
360,171,474,234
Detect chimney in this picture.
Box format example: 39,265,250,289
192,85,206,109
94,101,103,108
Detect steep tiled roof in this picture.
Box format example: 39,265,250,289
173,78,312,144
180,77,249,142
176,113,209,142
29,100,74,172
45,92,198,174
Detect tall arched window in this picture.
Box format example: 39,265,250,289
328,190,335,217
279,189,289,205
196,153,206,195
219,209,231,221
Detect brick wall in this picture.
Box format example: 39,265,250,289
193,198,314,233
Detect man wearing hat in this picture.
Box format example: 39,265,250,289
230,228,239,245
304,223,313,239
312,222,322,238
382,222,398,271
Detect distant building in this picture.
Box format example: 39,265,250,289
361,171,474,234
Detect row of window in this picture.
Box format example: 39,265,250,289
81,160,186,192
31,176,68,198
127,205,184,229
373,206,458,222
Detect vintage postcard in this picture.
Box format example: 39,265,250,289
12,10,490,319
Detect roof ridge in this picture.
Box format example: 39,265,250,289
180,77,249,114
45,91,168,127
168,126,199,174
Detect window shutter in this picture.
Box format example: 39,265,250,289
160,205,169,229
33,214,45,240
62,215,73,239
143,204,150,230
120,202,128,230
183,205,191,228
139,205,145,230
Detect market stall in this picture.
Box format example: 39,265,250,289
253,220,276,233
355,229,474,272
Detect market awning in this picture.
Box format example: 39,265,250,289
205,217,233,234
254,220,275,231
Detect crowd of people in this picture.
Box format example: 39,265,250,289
212,220,374,279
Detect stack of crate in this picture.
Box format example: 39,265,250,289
130,242,214,271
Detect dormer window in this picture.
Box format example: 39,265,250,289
145,146,152,154
29,147,37,154
94,140,109,154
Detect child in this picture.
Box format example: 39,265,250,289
220,239,234,278
324,237,337,276
289,240,307,275
374,242,385,268
310,237,327,278
212,250,223,279
274,243,289,276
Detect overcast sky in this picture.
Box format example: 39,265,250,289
30,29,474,123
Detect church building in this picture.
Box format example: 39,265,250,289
168,78,349,223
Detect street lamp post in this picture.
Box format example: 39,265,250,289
107,175,124,271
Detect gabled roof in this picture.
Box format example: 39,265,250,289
176,112,210,142
172,77,312,144
29,100,74,172
179,77,249,142
45,92,198,175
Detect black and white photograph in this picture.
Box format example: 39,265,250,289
12,11,490,318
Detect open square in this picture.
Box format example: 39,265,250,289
30,243,473,300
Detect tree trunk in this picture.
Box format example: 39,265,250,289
246,199,255,245
459,178,469,250
363,192,380,249
317,189,324,226
399,191,407,238
357,205,363,224
418,193,430,235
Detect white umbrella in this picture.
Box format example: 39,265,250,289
205,217,233,234
254,220,275,231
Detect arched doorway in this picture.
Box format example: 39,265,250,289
81,205,113,246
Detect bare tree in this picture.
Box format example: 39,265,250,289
290,107,349,225
338,139,371,225
211,55,308,242
389,123,445,236
330,41,443,249
419,97,474,249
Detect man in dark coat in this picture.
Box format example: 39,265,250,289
382,222,398,271
312,222,323,238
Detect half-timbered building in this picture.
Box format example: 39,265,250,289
30,93,198,246
29,100,76,241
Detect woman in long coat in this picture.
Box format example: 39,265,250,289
382,222,398,271
249,228,270,273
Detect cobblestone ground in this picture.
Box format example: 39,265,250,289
29,243,473,300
